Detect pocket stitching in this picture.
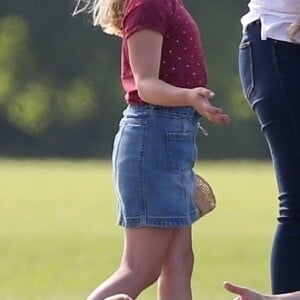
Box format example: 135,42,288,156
239,41,255,100
166,131,195,171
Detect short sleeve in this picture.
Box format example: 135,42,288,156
123,0,169,39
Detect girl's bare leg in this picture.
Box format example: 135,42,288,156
158,227,194,300
86,227,175,300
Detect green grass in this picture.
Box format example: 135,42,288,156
0,159,278,300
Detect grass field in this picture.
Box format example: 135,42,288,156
0,159,278,300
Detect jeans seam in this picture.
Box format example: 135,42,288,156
140,122,147,217
271,40,300,137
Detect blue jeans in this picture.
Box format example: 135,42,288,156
239,20,300,294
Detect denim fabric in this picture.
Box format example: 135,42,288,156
239,20,300,294
112,104,201,228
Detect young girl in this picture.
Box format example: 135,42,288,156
73,0,230,299
239,0,300,295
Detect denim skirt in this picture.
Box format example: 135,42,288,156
112,104,201,228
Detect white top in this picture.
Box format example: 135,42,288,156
241,0,300,43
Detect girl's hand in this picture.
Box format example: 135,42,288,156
187,87,230,124
224,281,268,300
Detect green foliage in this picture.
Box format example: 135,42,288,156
0,1,267,158
0,16,52,135
0,16,31,104
59,79,96,123
0,16,30,70
6,83,52,135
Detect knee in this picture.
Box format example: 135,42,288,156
162,248,194,276
119,264,161,290
136,265,161,287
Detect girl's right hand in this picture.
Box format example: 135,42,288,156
187,87,230,125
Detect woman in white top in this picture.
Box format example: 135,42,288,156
239,0,300,295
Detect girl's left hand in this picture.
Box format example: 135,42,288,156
187,87,230,125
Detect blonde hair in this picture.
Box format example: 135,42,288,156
289,17,300,42
73,0,126,36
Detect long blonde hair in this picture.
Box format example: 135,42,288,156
289,17,300,42
72,0,126,36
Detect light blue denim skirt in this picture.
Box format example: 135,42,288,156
112,104,201,228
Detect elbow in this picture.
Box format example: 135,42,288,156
135,76,158,102
135,78,148,102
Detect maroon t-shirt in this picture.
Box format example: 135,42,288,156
121,0,208,104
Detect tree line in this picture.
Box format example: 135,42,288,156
0,0,269,159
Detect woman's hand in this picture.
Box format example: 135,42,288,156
186,87,230,124
224,282,268,300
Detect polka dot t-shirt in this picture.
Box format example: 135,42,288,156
121,0,208,104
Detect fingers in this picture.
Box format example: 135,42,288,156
206,105,223,114
193,89,230,124
204,107,230,124
224,281,247,295
196,87,215,99
224,282,267,300
207,113,230,124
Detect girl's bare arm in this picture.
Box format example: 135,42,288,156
127,29,230,124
